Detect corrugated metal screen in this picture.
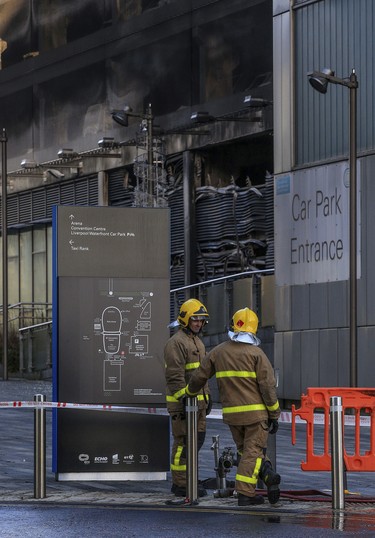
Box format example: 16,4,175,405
295,0,375,165
1,175,98,229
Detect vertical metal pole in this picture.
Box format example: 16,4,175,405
183,150,196,296
349,69,358,388
186,396,198,503
1,128,8,381
146,103,153,203
34,394,46,499
330,396,345,510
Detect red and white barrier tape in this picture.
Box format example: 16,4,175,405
0,402,371,426
0,400,168,415
281,411,371,427
211,409,371,426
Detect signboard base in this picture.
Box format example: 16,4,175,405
57,472,167,481
55,409,170,478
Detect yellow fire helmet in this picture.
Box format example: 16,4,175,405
231,307,258,334
177,298,209,328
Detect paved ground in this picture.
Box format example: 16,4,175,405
1,377,375,524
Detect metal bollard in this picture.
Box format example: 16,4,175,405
186,396,198,503
330,396,345,510
34,394,46,499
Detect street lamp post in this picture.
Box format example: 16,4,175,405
1,128,8,381
308,68,359,387
145,103,154,199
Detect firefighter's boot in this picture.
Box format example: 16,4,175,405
171,483,207,498
259,460,281,504
237,493,264,506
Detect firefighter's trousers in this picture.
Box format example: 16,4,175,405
229,420,269,498
170,409,207,488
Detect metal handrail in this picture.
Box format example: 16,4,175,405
0,302,52,311
0,302,52,328
19,320,52,333
170,268,274,293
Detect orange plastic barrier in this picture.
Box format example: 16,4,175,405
292,388,375,472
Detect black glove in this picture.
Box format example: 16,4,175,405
268,419,279,435
205,394,213,416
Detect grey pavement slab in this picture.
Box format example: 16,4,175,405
1,378,375,517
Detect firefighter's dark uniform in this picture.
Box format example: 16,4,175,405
164,328,210,489
187,338,280,499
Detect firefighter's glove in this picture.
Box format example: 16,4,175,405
205,394,213,416
179,396,187,419
268,419,279,435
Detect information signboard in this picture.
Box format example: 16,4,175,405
53,206,170,480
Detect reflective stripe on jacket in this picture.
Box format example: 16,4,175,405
187,339,280,425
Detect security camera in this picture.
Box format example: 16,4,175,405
47,169,65,180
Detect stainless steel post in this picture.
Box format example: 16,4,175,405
330,396,345,510
34,394,46,499
186,396,198,503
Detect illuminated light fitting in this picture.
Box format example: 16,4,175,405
20,159,38,169
57,148,79,159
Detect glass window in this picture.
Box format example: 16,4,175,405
20,229,33,303
33,227,46,304
8,233,20,305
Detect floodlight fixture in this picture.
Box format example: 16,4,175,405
20,159,38,169
111,104,145,128
308,68,335,94
98,137,117,148
308,68,358,92
111,109,130,127
190,111,215,124
57,148,79,159
190,110,262,124
243,95,272,107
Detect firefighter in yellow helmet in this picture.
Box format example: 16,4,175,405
186,307,281,506
164,298,211,497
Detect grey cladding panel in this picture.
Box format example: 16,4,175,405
327,281,347,328
295,0,375,164
261,275,275,328
319,330,338,387
233,278,253,312
309,284,329,330
337,328,349,387
362,156,375,324
300,330,319,393
205,284,226,335
283,331,301,400
274,332,284,397
275,285,291,331
358,326,375,388
291,285,309,330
